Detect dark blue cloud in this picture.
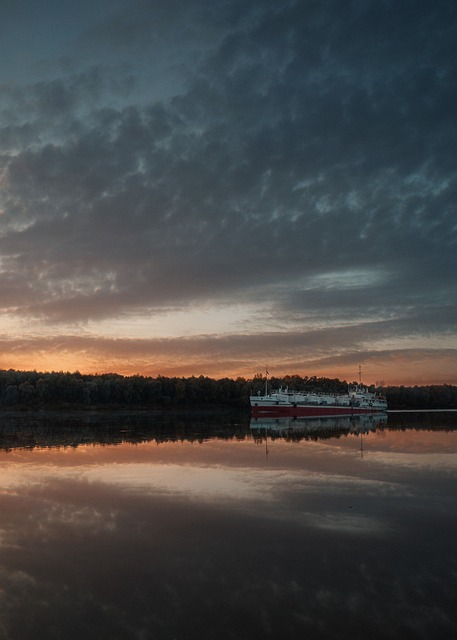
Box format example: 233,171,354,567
0,0,456,379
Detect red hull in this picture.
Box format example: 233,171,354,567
251,405,386,418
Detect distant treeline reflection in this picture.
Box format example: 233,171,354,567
1,369,457,410
0,411,250,451
1,411,456,452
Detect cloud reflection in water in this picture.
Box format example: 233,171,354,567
0,428,456,639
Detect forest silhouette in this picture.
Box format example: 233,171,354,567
1,369,456,411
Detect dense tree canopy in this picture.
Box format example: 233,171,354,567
0,369,456,410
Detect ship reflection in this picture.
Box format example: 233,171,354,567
250,412,387,440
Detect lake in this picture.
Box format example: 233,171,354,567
1,411,456,639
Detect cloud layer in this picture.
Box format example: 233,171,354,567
1,0,456,382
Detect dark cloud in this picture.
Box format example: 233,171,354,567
0,0,456,380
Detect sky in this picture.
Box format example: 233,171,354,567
0,0,456,385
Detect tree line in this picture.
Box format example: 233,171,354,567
0,368,456,410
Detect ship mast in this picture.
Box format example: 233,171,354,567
265,366,269,396
358,365,362,385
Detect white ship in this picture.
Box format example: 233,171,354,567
250,369,387,418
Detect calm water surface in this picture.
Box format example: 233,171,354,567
1,412,456,639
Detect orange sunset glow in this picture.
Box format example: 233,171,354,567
0,1,456,387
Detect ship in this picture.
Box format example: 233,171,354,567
250,369,387,418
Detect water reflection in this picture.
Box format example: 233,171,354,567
250,413,387,451
1,411,456,639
